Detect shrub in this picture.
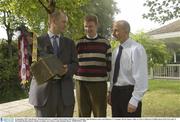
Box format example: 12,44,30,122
0,41,28,103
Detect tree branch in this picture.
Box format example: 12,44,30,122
38,0,51,14
3,11,8,27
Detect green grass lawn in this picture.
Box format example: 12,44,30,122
142,79,180,117
6,79,180,117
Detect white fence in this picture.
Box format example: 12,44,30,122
152,64,180,80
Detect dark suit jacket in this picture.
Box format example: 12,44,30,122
29,33,78,107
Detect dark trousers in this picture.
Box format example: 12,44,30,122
76,80,107,117
111,85,142,117
34,79,74,117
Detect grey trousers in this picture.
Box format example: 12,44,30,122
34,80,74,117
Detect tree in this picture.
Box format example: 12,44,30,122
0,0,91,60
132,32,172,68
0,0,89,40
83,0,119,37
0,0,25,58
13,0,89,38
143,0,180,24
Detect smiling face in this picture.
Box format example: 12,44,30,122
112,20,130,43
84,15,98,38
84,21,97,38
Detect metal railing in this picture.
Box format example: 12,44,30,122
152,64,180,80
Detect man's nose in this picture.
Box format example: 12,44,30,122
84,27,88,30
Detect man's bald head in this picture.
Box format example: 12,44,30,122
48,9,68,34
48,9,67,24
114,20,131,34
112,20,131,43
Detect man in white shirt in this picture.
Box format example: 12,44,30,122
107,20,148,117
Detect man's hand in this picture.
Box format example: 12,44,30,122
107,92,112,106
127,103,137,113
62,65,68,75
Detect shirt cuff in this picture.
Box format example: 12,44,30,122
108,82,113,92
129,97,139,108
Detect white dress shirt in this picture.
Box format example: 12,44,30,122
109,38,148,107
47,31,61,79
48,31,60,47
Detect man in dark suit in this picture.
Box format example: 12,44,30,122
29,10,78,117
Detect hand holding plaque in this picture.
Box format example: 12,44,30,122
30,55,65,84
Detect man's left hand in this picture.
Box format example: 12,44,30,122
127,103,137,113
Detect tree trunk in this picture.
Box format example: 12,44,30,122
3,11,13,59
38,0,56,14
7,40,12,59
6,22,13,59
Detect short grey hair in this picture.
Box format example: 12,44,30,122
116,20,131,33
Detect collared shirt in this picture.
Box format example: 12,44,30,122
86,34,98,39
48,31,60,47
47,31,61,79
109,38,148,107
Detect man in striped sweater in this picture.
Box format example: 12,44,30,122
74,15,111,117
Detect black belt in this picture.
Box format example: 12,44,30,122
51,79,61,84
113,85,134,91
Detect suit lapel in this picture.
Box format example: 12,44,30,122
59,36,65,55
44,34,54,54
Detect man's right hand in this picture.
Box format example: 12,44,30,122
107,91,112,105
61,65,68,75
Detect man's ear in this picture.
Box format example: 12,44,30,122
52,18,56,25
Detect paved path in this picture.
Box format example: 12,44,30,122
0,98,33,117
0,85,111,117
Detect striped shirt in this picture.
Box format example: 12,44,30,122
74,35,111,82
